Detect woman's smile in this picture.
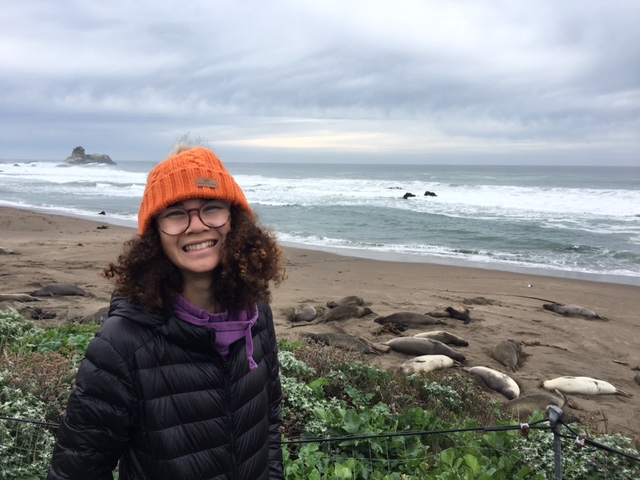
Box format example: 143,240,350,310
183,239,218,253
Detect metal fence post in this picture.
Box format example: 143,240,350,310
547,405,564,480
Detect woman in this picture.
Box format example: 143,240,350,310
47,143,287,479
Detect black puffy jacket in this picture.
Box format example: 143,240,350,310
47,295,284,480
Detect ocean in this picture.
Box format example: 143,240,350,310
1,160,639,286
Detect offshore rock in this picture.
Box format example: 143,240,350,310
64,146,116,165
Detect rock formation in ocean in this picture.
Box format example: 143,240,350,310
64,146,116,165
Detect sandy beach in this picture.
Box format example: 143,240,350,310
1,206,639,444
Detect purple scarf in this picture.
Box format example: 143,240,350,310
173,295,258,370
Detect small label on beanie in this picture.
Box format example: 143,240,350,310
196,178,219,189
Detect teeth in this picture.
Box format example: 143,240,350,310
184,240,216,252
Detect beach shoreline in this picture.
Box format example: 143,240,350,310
1,206,639,444
3,202,638,287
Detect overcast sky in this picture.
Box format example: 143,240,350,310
1,1,639,165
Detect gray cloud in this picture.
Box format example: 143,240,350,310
1,0,638,164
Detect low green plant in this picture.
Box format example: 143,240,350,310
21,322,100,363
0,311,42,353
0,371,55,479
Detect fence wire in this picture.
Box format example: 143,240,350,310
1,414,639,479
0,416,56,479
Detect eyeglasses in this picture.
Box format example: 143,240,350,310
156,201,231,235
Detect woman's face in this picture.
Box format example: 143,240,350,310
158,198,232,278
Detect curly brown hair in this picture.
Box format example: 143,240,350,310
103,206,287,312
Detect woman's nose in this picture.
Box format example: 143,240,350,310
185,209,208,232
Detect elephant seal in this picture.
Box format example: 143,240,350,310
327,296,364,308
0,293,38,302
501,392,566,419
289,305,371,327
0,301,18,312
399,354,462,375
291,303,318,322
445,307,471,324
31,283,86,297
542,303,606,320
541,376,632,397
491,339,522,371
634,374,640,386
383,337,466,362
375,312,446,327
413,331,469,347
305,332,378,354
321,305,373,322
426,306,469,318
464,366,520,400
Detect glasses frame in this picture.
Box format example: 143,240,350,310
156,201,231,236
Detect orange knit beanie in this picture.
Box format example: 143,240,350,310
138,147,251,235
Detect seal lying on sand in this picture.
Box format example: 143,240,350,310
491,339,522,371
31,283,86,297
321,305,373,322
501,392,566,419
327,296,364,308
445,307,471,324
542,303,606,320
292,305,374,327
426,306,470,318
0,293,38,302
375,312,446,327
541,376,632,397
464,366,520,400
291,303,318,322
383,337,466,362
398,354,463,375
413,331,469,347
305,332,378,354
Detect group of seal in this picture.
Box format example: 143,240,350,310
284,295,635,415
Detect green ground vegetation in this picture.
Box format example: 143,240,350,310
1,311,638,479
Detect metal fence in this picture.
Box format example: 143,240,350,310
1,410,639,480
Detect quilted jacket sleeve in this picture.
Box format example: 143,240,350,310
47,333,137,480
264,304,285,479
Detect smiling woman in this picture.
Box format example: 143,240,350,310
46,141,288,480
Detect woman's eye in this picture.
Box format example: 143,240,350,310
162,209,187,219
202,203,224,213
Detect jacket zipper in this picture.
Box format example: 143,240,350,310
223,359,239,479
